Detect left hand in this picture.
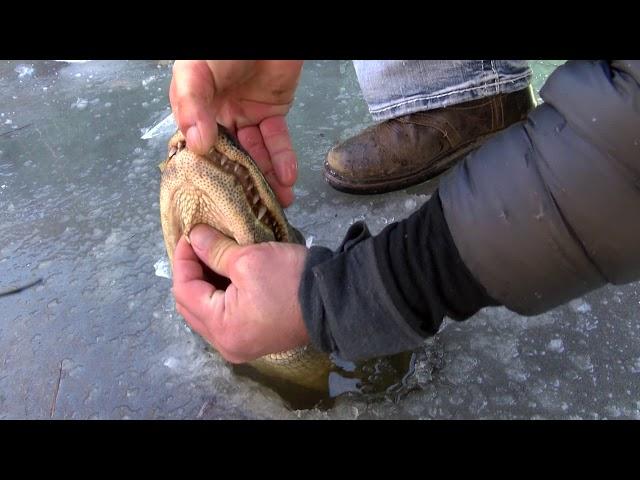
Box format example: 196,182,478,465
169,60,303,207
171,224,311,363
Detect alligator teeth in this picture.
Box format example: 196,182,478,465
257,205,267,220
234,164,241,174
252,194,260,205
168,146,177,158
220,157,227,167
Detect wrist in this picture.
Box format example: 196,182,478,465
298,191,500,362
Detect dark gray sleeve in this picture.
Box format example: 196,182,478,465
298,223,427,361
298,193,497,361
440,60,640,315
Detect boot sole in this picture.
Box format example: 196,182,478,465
323,131,499,195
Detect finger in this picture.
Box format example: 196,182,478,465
237,125,272,174
173,276,226,335
170,60,219,155
177,288,246,364
259,117,298,188
188,224,242,279
175,301,210,340
271,178,295,208
236,125,293,206
172,236,223,321
172,235,207,284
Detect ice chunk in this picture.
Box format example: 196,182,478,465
404,198,417,211
547,338,565,353
630,358,640,374
71,98,88,110
569,298,592,314
142,75,156,87
305,235,314,248
163,357,178,369
141,113,176,140
154,258,171,279
15,65,34,78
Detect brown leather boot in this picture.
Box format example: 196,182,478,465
324,86,536,194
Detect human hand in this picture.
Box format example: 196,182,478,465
169,60,304,207
171,224,311,363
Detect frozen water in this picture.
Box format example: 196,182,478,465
140,112,175,140
154,258,171,279
305,235,314,248
569,298,592,314
71,98,88,110
547,338,565,353
15,64,34,78
1,60,639,419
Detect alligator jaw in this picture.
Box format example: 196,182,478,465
159,129,299,269
199,146,288,242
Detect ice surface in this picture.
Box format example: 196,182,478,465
1,60,639,419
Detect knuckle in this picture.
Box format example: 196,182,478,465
233,249,262,277
209,242,234,272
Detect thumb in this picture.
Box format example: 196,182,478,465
170,61,219,155
188,224,241,278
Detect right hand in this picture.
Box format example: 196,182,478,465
169,60,304,207
172,224,310,364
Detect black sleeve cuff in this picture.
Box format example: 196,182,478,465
298,191,499,361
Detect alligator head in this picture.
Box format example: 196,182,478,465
159,126,304,267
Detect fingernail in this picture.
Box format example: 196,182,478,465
186,125,202,153
189,224,216,252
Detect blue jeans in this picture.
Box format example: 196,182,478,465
353,60,532,121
